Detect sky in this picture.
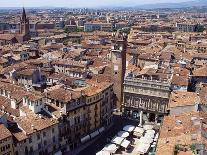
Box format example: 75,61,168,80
0,0,191,8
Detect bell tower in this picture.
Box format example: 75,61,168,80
20,7,30,35
110,30,127,111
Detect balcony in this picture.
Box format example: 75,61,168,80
124,77,170,87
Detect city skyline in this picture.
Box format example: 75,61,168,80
1,0,192,8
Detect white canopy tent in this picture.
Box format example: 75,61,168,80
144,133,154,139
123,125,135,132
120,139,130,148
136,143,151,154
146,129,155,135
134,127,145,134
111,136,125,145
96,150,111,155
143,124,153,130
103,144,119,154
117,131,130,138
140,136,153,144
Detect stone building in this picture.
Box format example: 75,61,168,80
123,68,171,125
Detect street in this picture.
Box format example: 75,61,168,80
79,114,138,155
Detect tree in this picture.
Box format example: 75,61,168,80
194,24,205,32
64,27,69,33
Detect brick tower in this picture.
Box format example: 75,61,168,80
20,7,30,35
110,30,127,111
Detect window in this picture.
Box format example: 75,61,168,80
38,143,41,149
43,132,46,137
53,145,56,151
37,133,40,140
52,128,55,133
15,151,18,155
6,144,10,149
29,137,32,143
25,147,28,155
53,136,56,143
30,147,33,153
44,140,47,146
1,146,5,152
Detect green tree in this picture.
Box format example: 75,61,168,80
64,27,69,33
194,24,205,32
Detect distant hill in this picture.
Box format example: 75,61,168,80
137,0,207,9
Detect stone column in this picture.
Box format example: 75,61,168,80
155,114,158,124
139,110,143,127
130,110,133,118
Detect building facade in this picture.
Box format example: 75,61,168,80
123,72,171,125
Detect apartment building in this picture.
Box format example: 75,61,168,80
0,124,14,155
176,23,197,32
44,80,114,153
84,23,112,32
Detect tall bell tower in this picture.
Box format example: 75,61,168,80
20,7,30,35
110,30,127,111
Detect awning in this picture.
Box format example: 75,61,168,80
143,124,154,130
134,127,145,134
90,130,99,138
123,125,135,132
136,143,151,154
140,136,153,144
96,150,110,155
117,131,129,138
121,139,130,148
111,136,125,145
146,129,155,135
103,143,119,153
81,135,90,143
99,127,105,133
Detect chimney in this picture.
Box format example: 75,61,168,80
38,114,43,119
81,90,84,96
31,124,35,130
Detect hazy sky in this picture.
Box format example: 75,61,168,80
1,0,191,8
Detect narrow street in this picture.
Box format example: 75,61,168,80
79,114,138,155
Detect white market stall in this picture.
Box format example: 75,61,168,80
133,127,145,137
139,136,153,144
96,150,111,155
146,129,155,135
123,125,135,132
117,131,130,138
120,139,130,148
143,124,153,130
136,143,151,154
103,144,119,154
111,136,125,145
